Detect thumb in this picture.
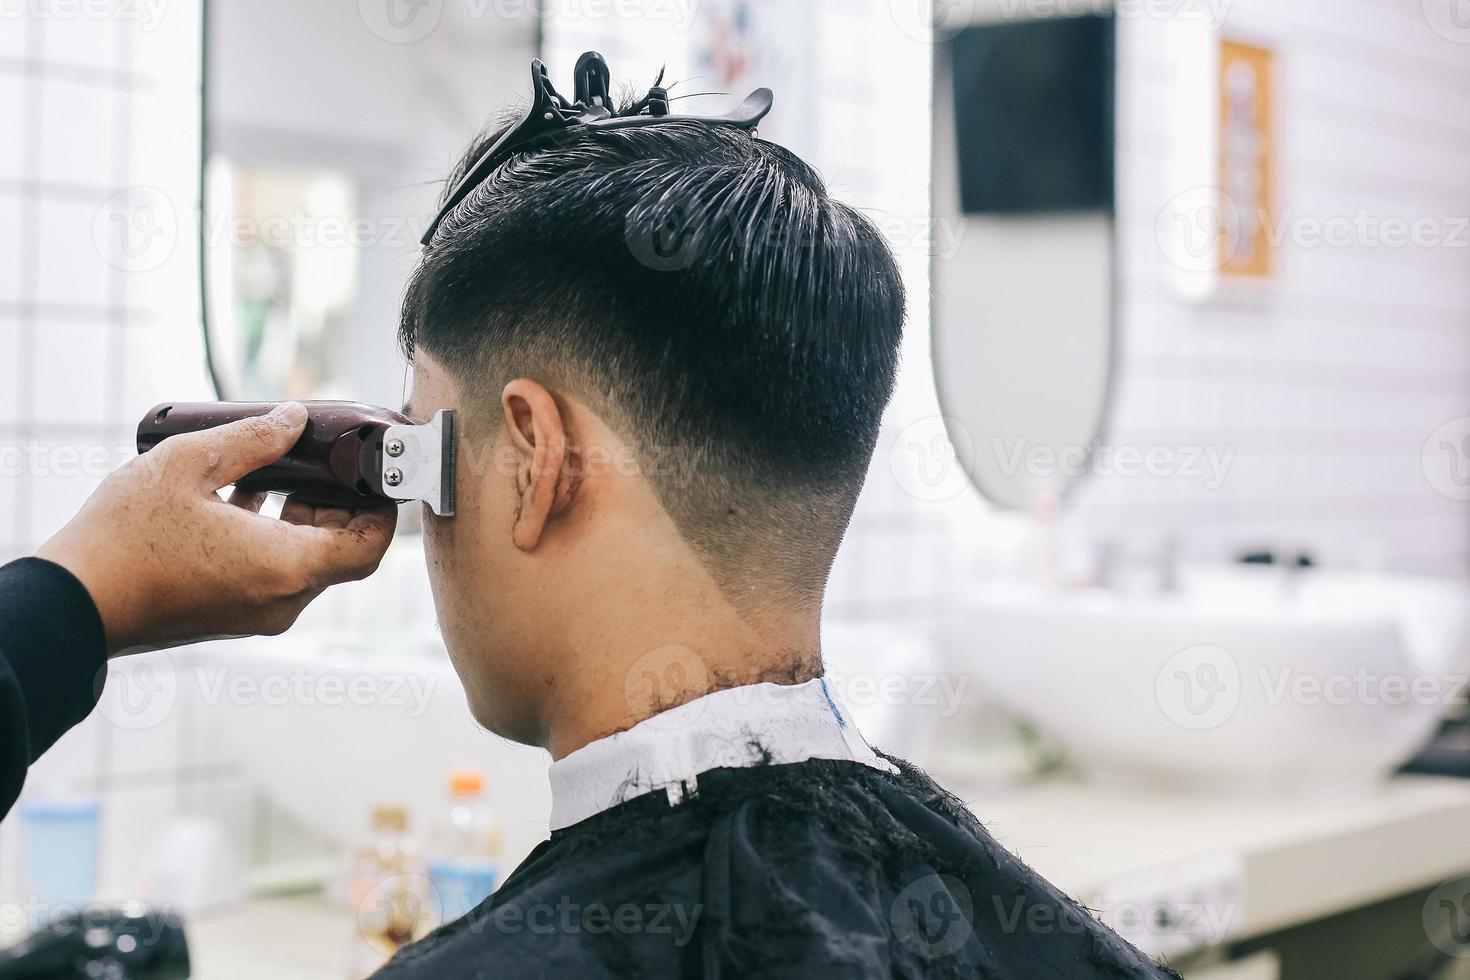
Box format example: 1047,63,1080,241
176,402,309,491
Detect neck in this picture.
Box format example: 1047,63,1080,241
541,589,822,761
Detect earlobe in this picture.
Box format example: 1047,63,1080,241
503,380,573,552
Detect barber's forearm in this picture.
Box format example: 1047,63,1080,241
0,558,108,820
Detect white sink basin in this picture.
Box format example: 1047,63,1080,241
962,568,1470,790
199,636,555,869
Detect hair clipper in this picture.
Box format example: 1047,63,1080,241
137,401,456,516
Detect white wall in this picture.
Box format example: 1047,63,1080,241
0,0,209,902
1068,0,1470,575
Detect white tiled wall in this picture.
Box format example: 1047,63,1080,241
1068,0,1470,575
0,0,211,901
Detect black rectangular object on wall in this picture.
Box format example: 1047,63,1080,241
949,14,1116,215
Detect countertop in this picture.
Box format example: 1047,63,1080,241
182,774,1470,977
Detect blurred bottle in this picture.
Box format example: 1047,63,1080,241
19,797,100,920
346,805,428,979
427,770,502,928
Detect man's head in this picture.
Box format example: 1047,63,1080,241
401,93,905,748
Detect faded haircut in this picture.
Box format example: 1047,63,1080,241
400,101,906,600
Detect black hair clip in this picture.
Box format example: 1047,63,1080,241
420,51,774,246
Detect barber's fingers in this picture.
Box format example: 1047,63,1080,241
288,504,399,588
227,487,268,513
164,402,309,493
280,495,314,527
280,495,354,531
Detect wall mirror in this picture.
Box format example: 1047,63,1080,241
931,10,1117,511
200,1,537,406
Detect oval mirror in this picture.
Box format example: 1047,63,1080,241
200,1,537,405
931,12,1117,511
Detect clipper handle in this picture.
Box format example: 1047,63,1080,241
137,401,410,508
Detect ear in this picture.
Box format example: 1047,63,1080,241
502,379,577,552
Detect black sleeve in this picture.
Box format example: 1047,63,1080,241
0,558,109,820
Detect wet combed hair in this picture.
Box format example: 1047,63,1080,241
400,101,906,600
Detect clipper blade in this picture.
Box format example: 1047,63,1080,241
382,409,457,517
440,409,457,517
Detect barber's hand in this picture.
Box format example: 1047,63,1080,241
36,402,398,656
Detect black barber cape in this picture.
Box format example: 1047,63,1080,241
376,757,1182,979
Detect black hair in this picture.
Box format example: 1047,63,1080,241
400,103,906,599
